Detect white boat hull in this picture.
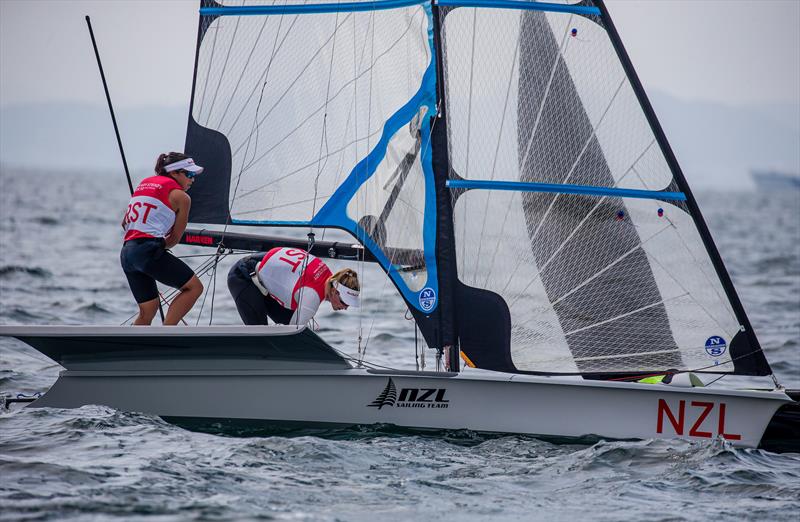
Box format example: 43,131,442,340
31,367,790,448
2,326,791,448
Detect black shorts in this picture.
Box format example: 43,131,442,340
227,256,294,325
120,238,195,303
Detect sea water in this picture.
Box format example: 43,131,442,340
1,169,798,521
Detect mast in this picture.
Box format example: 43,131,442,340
431,4,460,371
595,0,770,375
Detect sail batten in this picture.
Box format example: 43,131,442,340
446,179,686,201
438,1,600,16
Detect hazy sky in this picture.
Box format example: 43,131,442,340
1,0,798,110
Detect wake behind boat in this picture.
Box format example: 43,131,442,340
2,0,797,450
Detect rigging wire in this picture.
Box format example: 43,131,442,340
223,13,301,138
296,8,341,329
120,251,230,326
194,247,230,326
234,13,355,168
189,8,290,324
357,8,381,365
215,15,271,131
474,27,520,286
605,347,772,383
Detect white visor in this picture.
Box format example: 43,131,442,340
165,157,204,174
335,282,360,308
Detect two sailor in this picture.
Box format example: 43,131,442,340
121,153,359,326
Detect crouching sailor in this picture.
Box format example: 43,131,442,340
227,248,360,326
120,152,204,325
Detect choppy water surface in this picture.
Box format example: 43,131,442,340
1,169,798,521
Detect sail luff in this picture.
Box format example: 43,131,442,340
431,3,460,368
594,0,771,376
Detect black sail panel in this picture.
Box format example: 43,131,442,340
516,10,681,372
185,116,232,224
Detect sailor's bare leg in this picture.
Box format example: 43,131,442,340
164,275,203,325
133,299,159,325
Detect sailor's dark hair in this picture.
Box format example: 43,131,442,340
155,152,189,176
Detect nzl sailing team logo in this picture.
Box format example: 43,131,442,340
367,378,449,410
704,336,727,357
418,287,436,312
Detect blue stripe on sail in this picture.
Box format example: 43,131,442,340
201,0,601,16
310,4,440,313
436,0,601,16
200,0,427,16
446,179,687,201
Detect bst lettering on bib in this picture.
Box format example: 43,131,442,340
278,249,308,272
256,247,332,310
123,175,182,241
125,201,158,225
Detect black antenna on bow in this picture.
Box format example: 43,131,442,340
85,16,134,195
85,15,165,322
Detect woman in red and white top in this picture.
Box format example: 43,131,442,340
227,247,360,326
120,152,204,325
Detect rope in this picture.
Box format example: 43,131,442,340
296,10,340,328
120,251,228,326
605,347,777,383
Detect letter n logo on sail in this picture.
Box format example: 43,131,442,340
657,399,685,435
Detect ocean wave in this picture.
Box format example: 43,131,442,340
0,265,51,279
73,303,113,315
31,216,59,225
0,307,41,322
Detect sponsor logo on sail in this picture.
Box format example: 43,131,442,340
367,378,449,410
419,287,436,312
704,336,727,357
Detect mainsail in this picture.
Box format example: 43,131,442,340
181,0,772,377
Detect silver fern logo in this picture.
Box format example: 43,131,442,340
368,379,450,410
368,378,397,409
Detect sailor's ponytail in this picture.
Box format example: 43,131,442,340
154,153,169,176
154,152,189,176
326,268,360,298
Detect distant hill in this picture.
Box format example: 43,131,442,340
648,93,800,188
1,94,798,188
0,103,188,177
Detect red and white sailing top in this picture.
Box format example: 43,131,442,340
122,175,183,241
256,247,332,325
